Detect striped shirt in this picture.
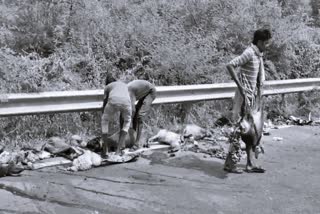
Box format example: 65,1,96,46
229,44,263,98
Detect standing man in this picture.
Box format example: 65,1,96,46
127,80,156,149
101,75,132,156
224,29,272,173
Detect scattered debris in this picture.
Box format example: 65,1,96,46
45,137,70,154
214,116,232,127
289,115,313,126
67,149,139,172
32,157,72,170
217,136,228,141
182,142,226,159
44,137,83,160
263,120,272,135
4,118,304,175
0,151,16,164
0,163,24,177
70,135,83,146
103,152,139,164
67,149,102,172
272,137,283,141
86,129,136,153
0,150,25,177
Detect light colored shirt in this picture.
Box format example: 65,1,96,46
128,80,155,100
229,44,264,98
104,81,131,106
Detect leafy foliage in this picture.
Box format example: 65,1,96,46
0,0,320,144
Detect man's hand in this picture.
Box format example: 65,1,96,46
257,83,264,98
102,96,108,113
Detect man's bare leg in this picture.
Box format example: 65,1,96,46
116,130,127,155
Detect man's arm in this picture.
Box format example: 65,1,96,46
226,64,246,98
227,48,251,99
102,86,110,113
256,65,265,98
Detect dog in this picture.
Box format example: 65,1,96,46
182,124,212,141
147,129,197,152
147,129,183,151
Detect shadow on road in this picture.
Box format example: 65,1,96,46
145,152,228,179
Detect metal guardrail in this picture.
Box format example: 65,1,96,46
0,78,320,117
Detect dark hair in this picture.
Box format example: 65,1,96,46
105,73,117,85
252,29,272,45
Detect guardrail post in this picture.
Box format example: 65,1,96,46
280,94,287,110
180,102,194,124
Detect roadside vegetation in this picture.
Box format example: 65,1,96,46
0,0,320,146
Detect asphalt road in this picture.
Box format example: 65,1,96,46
0,126,319,214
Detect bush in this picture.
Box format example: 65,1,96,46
0,0,320,145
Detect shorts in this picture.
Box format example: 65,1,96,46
101,101,132,134
134,88,156,119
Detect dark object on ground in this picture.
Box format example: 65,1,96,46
223,167,243,174
215,117,232,127
44,137,82,160
263,130,271,136
86,137,101,152
244,167,266,173
87,129,136,153
169,153,176,157
0,146,4,154
289,116,313,126
266,109,282,120
0,162,24,177
186,144,226,160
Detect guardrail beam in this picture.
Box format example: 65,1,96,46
1,78,320,117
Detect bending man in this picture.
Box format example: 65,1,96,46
101,77,132,156
128,80,156,149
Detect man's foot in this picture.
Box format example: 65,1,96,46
143,143,149,148
129,145,139,152
224,167,243,174
101,152,108,159
115,148,125,156
245,166,265,173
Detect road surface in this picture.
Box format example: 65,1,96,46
0,126,319,214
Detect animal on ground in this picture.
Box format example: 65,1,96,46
147,129,183,150
147,129,196,151
182,124,212,140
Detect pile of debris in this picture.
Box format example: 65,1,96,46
0,134,140,177
5,114,315,177
267,111,317,127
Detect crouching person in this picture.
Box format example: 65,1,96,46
101,78,132,157
128,80,156,149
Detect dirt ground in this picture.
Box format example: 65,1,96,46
0,126,319,214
